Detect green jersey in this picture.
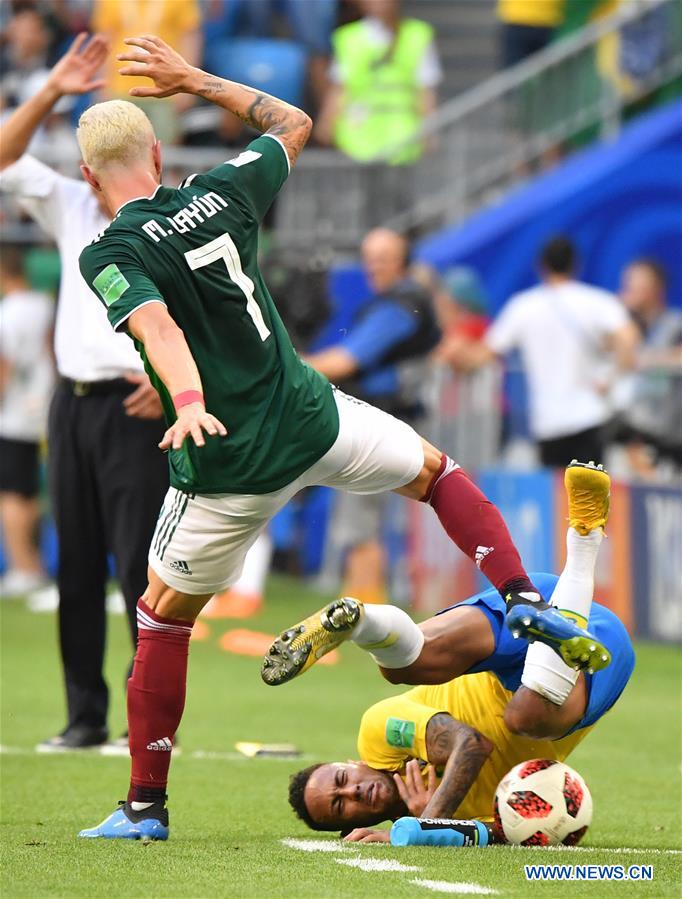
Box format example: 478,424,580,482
80,135,339,495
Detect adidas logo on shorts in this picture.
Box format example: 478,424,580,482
147,737,173,751
169,560,192,575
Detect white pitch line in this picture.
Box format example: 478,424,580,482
337,858,421,873
191,750,313,762
411,880,499,896
0,745,312,763
281,838,353,853
516,845,682,856
278,828,682,859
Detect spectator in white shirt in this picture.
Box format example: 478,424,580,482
0,34,169,751
445,237,639,467
0,245,54,596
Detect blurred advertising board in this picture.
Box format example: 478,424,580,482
409,469,682,642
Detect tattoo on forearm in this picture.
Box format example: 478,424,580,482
427,713,458,761
242,88,310,157
430,734,491,815
200,79,224,96
197,77,310,161
245,91,291,134
425,715,493,817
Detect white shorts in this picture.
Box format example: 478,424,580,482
148,390,424,594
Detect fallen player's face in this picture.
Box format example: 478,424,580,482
304,762,399,830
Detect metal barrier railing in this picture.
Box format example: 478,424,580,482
421,362,502,471
1,0,680,251
384,0,682,236
260,0,682,250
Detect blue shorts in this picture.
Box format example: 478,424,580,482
439,572,635,734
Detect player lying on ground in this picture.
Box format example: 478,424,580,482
74,36,607,840
284,468,634,841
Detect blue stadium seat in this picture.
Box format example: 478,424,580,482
203,38,307,107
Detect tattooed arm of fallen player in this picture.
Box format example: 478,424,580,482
419,713,494,819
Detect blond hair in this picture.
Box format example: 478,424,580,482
77,100,156,172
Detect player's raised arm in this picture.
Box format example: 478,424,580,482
125,303,227,451
0,33,108,170
395,714,493,819
117,35,312,167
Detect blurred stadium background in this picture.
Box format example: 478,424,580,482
1,0,680,634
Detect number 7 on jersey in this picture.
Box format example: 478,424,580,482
184,232,271,341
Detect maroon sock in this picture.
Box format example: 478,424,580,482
423,456,538,598
127,600,192,804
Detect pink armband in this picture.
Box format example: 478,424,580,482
173,390,205,410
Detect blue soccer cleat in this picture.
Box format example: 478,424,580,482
507,603,611,674
78,801,169,840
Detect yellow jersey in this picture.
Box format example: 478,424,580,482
357,671,591,821
92,0,201,95
497,0,565,28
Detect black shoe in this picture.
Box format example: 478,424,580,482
36,725,109,753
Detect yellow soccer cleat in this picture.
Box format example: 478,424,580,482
565,460,611,535
261,597,363,686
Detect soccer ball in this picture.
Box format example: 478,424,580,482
494,759,593,846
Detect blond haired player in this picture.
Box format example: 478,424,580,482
75,37,609,840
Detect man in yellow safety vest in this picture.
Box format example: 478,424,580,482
316,0,442,165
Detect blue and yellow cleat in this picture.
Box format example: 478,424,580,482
507,603,611,673
78,801,169,841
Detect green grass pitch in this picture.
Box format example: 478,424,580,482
1,576,680,897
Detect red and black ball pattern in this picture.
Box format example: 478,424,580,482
517,759,557,779
562,825,589,846
563,772,584,818
507,790,553,819
493,796,504,841
522,830,551,846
